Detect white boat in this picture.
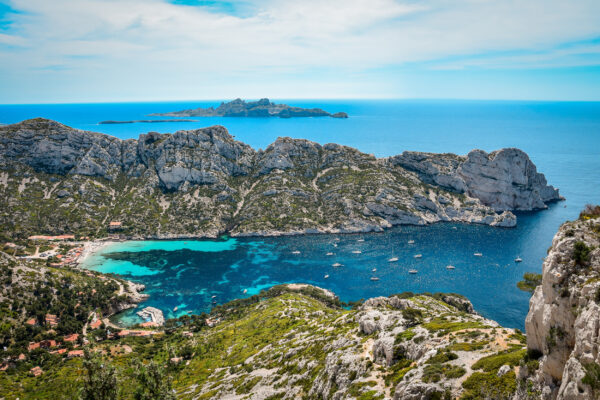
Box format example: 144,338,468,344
409,269,418,274
243,289,248,294
474,253,483,257
292,250,301,254
324,274,330,279
352,250,362,254
408,240,415,244
332,263,343,267
370,277,380,281
515,257,523,262
446,265,455,270
372,268,377,272
388,257,399,262
414,254,422,259
326,252,334,256
211,295,217,299
333,243,338,247
357,239,365,242
173,306,178,312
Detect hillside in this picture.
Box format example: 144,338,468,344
0,283,528,399
0,118,561,240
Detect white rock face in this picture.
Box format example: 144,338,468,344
458,149,562,211
525,217,600,399
391,148,562,212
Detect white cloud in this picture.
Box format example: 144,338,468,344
0,0,599,101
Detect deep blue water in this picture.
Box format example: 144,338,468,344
2,100,599,329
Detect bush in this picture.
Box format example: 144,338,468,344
517,273,542,293
580,204,600,220
573,241,591,265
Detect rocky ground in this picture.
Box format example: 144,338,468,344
0,118,561,240
524,206,600,399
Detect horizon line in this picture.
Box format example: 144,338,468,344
2,97,600,106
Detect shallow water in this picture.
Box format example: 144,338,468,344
4,100,600,329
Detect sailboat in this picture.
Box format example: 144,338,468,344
388,257,399,262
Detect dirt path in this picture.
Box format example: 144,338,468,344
233,180,259,217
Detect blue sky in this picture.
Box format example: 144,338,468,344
0,0,599,103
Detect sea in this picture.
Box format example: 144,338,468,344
1,99,599,329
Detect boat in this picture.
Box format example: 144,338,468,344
408,240,415,244
414,254,422,259
326,252,334,256
243,289,248,294
408,269,418,274
388,257,399,262
446,265,455,270
372,268,377,272
173,306,178,312
292,250,301,254
324,274,329,279
370,277,380,281
332,263,343,267
333,243,338,247
474,253,483,257
357,239,365,242
515,257,523,262
352,250,362,254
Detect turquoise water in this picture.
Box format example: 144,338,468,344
3,100,600,328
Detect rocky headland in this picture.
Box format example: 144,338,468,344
525,206,600,399
0,118,561,239
150,98,349,118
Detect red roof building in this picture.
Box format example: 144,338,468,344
63,333,79,342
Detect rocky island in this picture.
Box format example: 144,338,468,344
150,98,349,118
0,118,561,240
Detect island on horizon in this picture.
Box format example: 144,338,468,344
150,98,349,119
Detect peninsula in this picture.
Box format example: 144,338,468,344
149,98,349,118
0,118,561,240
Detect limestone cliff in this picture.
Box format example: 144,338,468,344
0,118,560,239
525,207,600,399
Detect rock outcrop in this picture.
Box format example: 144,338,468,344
0,118,561,239
525,210,600,399
390,148,562,212
150,98,349,118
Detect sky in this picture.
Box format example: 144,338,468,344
0,0,599,103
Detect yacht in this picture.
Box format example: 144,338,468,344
243,289,248,294
409,269,418,274
414,254,422,259
370,277,380,281
326,252,334,256
372,268,377,272
324,274,330,279
474,252,483,257
352,250,362,254
332,263,343,267
292,250,301,254
446,265,455,270
408,240,415,244
388,257,399,262
515,257,523,263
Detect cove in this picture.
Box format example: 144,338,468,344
79,210,560,330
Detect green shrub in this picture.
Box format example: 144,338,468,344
517,273,542,293
573,241,591,265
